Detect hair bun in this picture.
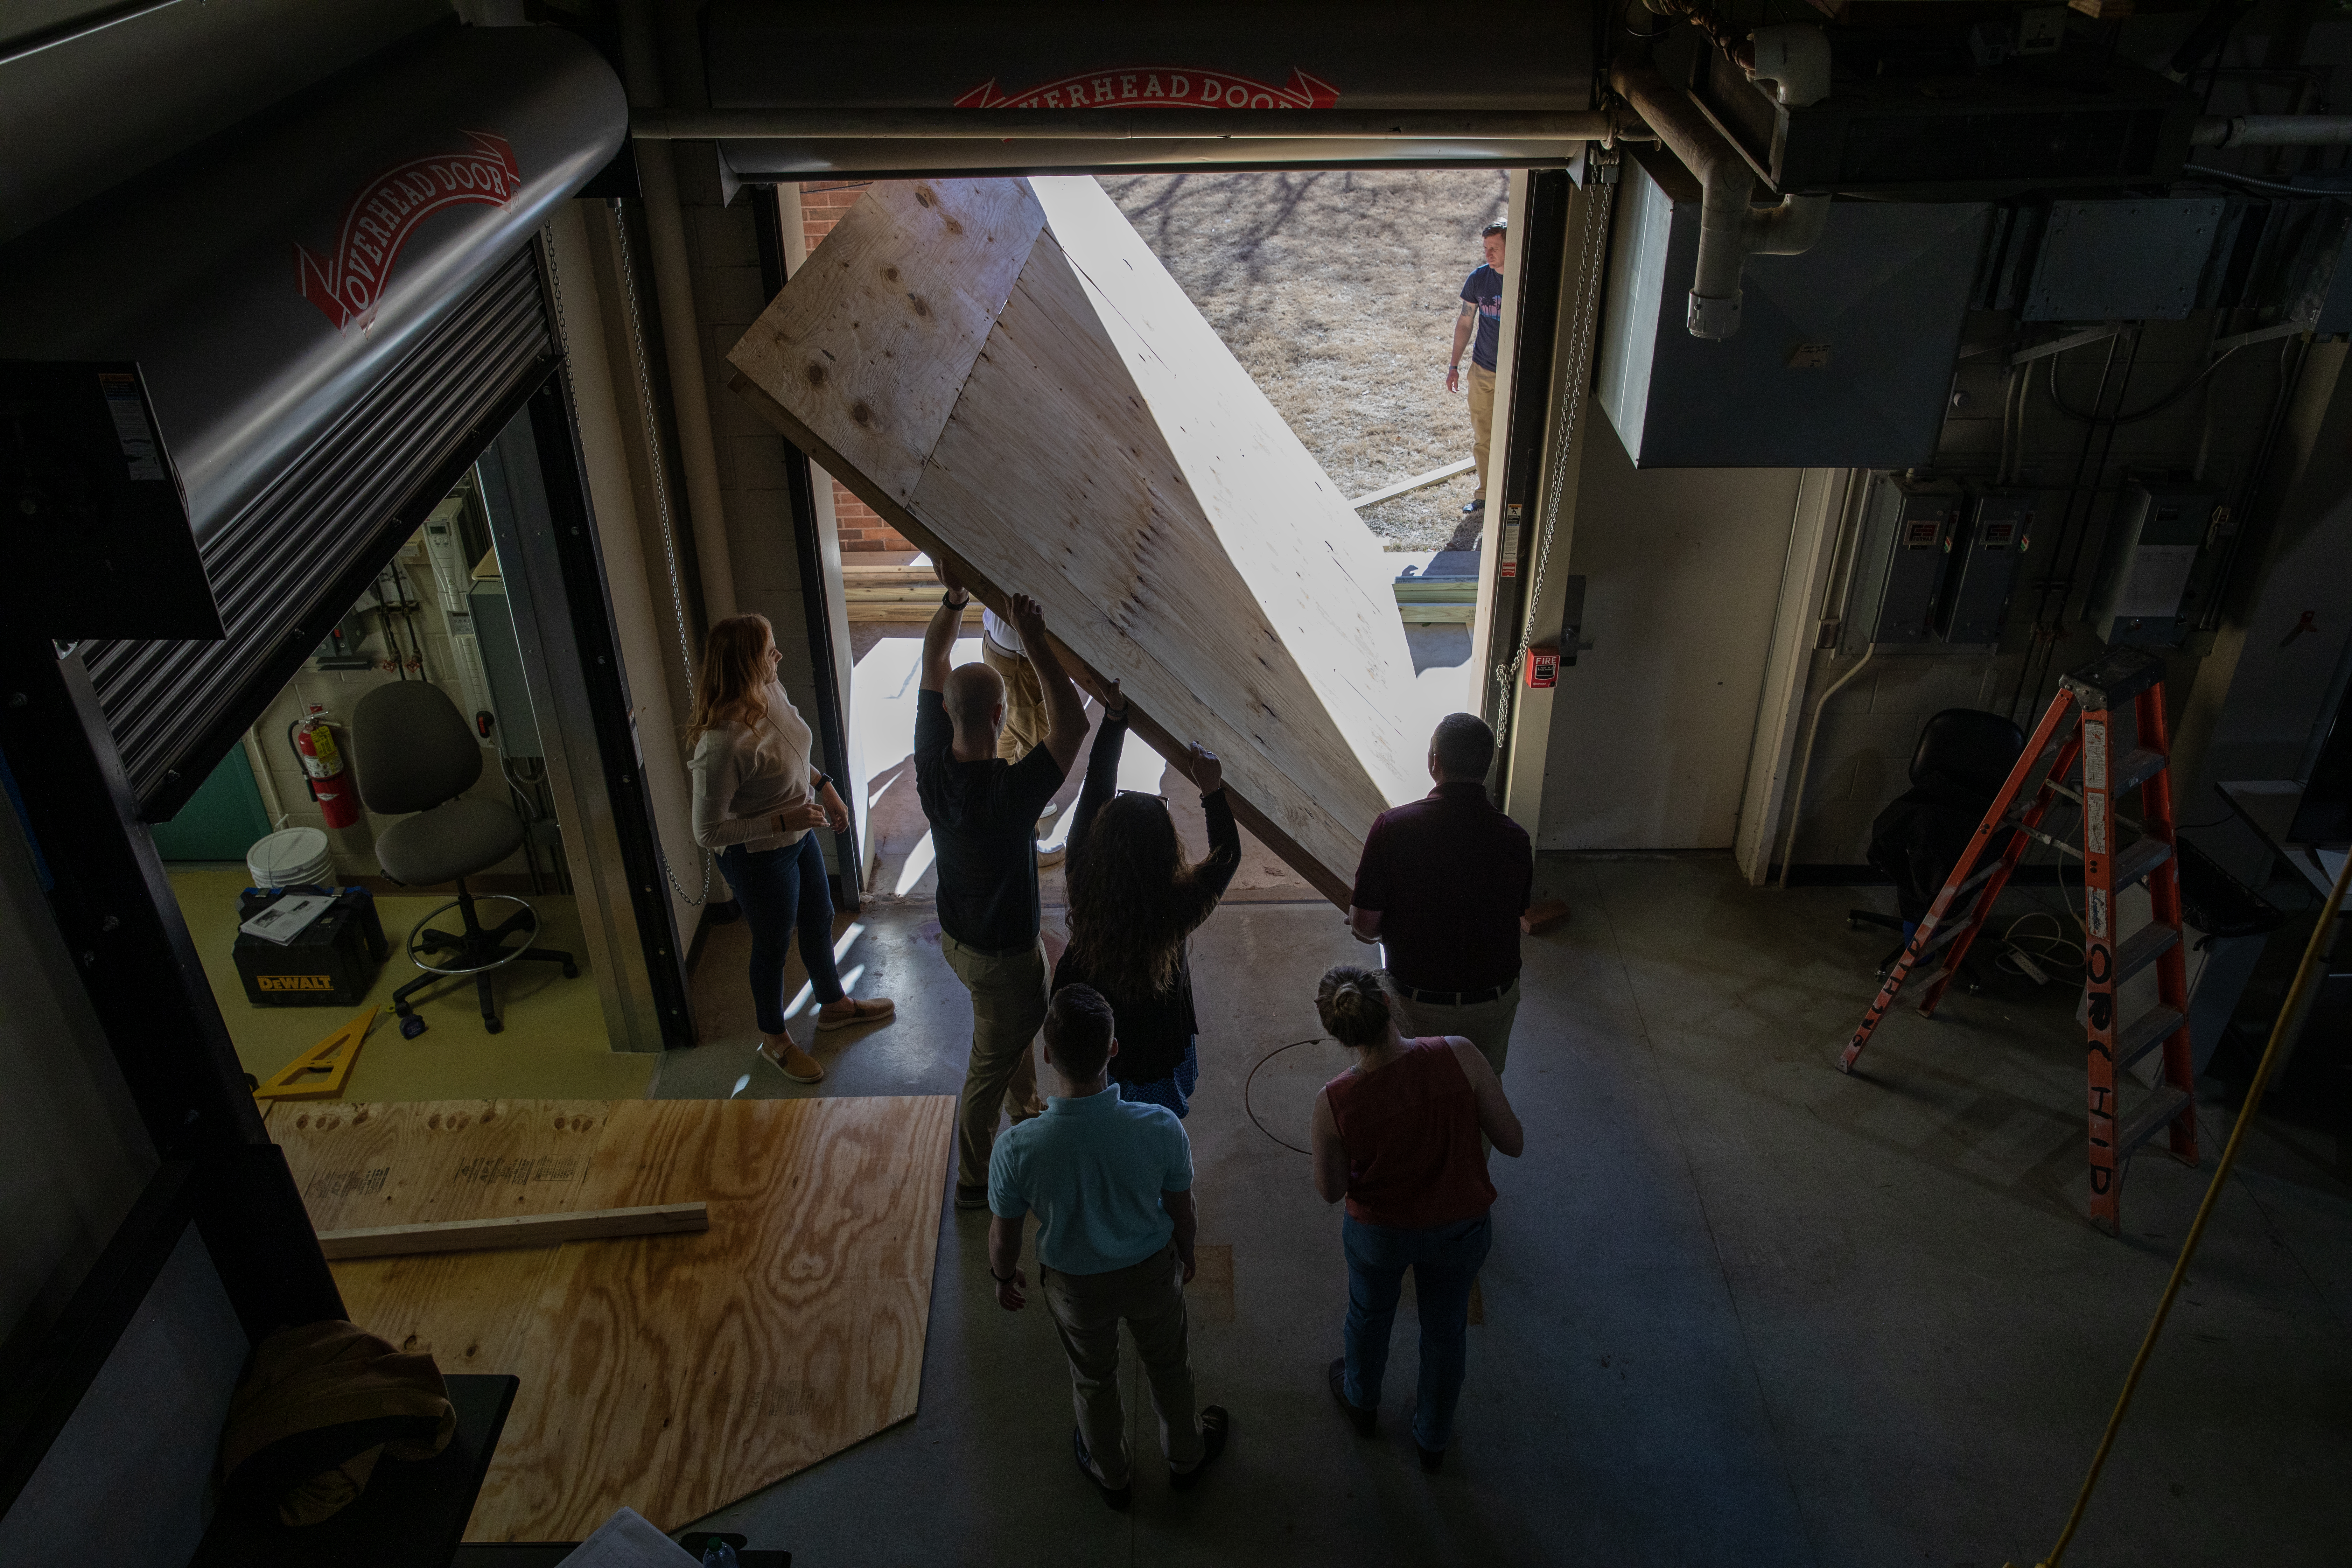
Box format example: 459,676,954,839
1315,965,1392,1046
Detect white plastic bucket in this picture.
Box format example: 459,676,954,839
247,827,335,890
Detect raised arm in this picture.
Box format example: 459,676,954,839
1066,680,1127,880
921,558,970,693
1189,745,1241,904
1449,1037,1524,1157
1007,593,1088,777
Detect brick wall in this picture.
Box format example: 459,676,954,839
798,180,915,554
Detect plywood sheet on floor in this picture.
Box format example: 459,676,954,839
272,1095,954,1539
170,866,649,1101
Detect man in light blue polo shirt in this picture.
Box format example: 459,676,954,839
988,985,1230,1508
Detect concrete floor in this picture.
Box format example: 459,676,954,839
651,854,2352,1566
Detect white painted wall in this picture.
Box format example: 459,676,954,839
1535,415,1800,849
547,199,704,950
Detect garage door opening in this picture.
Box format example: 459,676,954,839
777,170,1519,905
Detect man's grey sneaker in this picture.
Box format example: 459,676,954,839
1168,1405,1230,1492
1073,1427,1132,1511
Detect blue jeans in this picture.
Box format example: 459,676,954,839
718,835,844,1035
1115,1035,1200,1118
1341,1211,1492,1452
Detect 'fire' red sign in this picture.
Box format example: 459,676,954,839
296,131,523,332
956,67,1339,111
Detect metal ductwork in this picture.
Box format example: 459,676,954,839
1612,59,1829,340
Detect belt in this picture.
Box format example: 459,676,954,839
943,932,1038,961
1391,980,1511,1007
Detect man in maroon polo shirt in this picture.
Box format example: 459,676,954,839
1345,714,1533,1078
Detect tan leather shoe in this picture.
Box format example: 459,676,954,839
814,996,895,1032
756,1038,824,1083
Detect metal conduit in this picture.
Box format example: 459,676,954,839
2191,114,2352,148
630,106,1623,140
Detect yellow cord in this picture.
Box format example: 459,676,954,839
2013,847,2351,1568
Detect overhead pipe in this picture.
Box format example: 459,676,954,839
629,106,1622,140
2191,114,2352,148
1611,57,1830,340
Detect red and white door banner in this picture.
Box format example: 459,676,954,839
295,130,523,332
955,67,1339,111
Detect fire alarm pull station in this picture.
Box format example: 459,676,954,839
1526,646,1559,688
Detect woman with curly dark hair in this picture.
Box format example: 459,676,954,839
1052,680,1240,1117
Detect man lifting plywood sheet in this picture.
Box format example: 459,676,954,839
727,175,1426,900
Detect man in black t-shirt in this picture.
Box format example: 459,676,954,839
1446,221,1507,520
1346,713,1532,1080
917,561,1090,1207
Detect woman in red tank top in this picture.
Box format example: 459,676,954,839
1309,964,1522,1471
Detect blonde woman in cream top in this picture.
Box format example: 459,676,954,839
686,615,893,1083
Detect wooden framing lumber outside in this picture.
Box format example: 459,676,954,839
1349,456,1475,510
315,1202,710,1260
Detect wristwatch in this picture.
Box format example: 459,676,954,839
941,590,969,607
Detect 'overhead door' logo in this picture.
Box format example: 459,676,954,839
296,131,523,332
956,68,1338,111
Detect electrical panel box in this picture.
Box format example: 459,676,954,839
468,576,545,761
1938,489,2033,646
1846,475,1961,652
421,498,499,725
2088,481,2216,648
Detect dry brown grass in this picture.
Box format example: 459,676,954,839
1100,169,1508,551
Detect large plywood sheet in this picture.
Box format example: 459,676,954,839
271,1096,954,1540
726,176,1423,899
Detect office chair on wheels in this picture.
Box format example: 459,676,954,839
350,682,576,1037
1849,707,2026,994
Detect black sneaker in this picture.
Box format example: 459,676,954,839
1073,1426,1132,1511
1168,1405,1229,1492
1462,498,1485,515
1327,1358,1375,1436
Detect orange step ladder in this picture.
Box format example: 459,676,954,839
1840,647,2197,1232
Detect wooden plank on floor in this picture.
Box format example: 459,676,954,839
275,1096,955,1541
316,1202,710,1259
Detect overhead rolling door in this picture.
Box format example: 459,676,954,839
0,26,625,817
83,253,553,809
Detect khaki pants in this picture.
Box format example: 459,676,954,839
940,933,1046,1189
1043,1242,1203,1488
1391,976,1520,1080
981,639,1045,763
1466,364,1497,501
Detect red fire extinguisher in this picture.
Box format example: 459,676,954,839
290,708,362,830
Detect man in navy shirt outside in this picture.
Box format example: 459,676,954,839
1447,220,1508,520
1348,713,1533,1080
989,986,1230,1508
